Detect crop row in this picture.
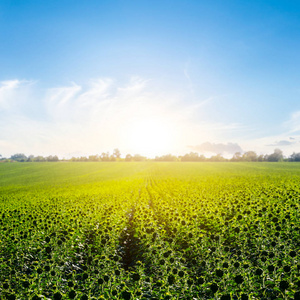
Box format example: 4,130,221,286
0,163,299,299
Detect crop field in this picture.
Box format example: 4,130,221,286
0,162,300,300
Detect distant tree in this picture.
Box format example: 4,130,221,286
113,148,121,159
257,154,265,162
89,155,99,161
36,156,46,162
133,154,146,161
125,154,132,162
231,152,242,161
242,151,258,162
198,154,206,161
180,152,207,162
11,153,27,162
289,152,300,162
27,155,34,162
181,152,199,162
46,155,59,162
77,156,88,161
110,155,116,161
267,149,283,162
209,153,226,162
155,154,177,161
100,152,110,162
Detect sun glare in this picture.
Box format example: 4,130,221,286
125,118,174,157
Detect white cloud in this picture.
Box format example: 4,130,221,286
266,140,295,147
0,80,29,111
0,77,249,158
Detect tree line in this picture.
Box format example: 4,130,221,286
2,148,300,162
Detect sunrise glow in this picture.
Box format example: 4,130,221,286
125,117,175,157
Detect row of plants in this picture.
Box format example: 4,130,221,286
0,162,299,299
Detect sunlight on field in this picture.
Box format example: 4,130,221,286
1,162,300,299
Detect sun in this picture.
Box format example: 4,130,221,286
125,117,174,157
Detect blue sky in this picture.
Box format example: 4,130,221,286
1,0,300,158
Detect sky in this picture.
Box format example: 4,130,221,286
1,0,300,158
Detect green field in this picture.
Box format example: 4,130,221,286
0,162,300,300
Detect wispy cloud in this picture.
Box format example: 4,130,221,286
0,77,175,157
284,110,300,134
183,60,194,95
0,77,251,158
0,79,35,111
266,140,296,147
182,96,214,116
